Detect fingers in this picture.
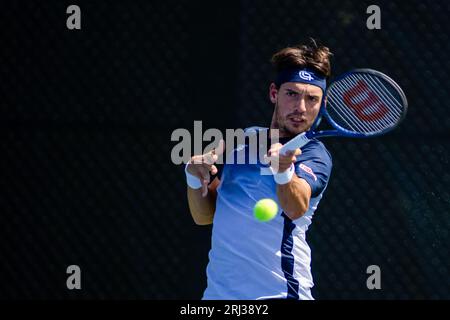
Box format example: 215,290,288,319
284,149,300,163
265,146,302,173
213,139,225,157
202,139,225,165
199,162,218,176
268,143,282,157
266,148,301,161
201,180,208,197
281,148,301,157
270,143,283,150
191,155,204,164
188,164,214,197
187,160,217,180
194,165,210,197
201,171,210,197
203,152,218,165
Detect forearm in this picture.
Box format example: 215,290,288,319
276,175,311,220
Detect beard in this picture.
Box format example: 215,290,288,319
273,102,309,138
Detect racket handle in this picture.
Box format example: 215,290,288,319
280,132,311,155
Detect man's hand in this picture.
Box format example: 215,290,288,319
265,143,301,173
186,140,225,197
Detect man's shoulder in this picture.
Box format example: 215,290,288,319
302,139,332,164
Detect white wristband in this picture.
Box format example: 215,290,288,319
273,163,295,185
185,162,202,189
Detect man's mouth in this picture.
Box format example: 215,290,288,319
288,116,306,124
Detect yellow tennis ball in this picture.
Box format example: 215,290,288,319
253,198,278,222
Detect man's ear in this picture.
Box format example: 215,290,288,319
269,83,278,103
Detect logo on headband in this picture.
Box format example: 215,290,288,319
299,70,313,81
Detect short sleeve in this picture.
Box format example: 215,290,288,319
294,141,333,197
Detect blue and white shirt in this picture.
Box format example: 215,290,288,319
202,128,333,300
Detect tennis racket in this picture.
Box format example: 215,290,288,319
280,69,407,154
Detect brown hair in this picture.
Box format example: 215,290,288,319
271,39,332,80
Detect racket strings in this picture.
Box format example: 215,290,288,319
329,95,373,132
338,75,400,128
359,75,403,129
327,73,405,134
361,74,403,118
344,73,404,117
329,84,383,133
333,80,390,132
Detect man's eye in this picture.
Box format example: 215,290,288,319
309,96,319,102
286,91,296,97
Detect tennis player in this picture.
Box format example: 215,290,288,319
185,40,333,300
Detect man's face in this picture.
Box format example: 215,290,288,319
269,82,324,137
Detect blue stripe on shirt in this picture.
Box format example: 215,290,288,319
281,212,299,299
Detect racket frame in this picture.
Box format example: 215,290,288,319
281,69,408,154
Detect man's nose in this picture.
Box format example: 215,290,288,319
294,97,307,113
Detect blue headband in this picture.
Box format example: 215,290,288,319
275,68,327,92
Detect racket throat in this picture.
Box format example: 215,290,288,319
305,131,315,139
280,132,312,154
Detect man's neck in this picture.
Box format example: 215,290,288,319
268,128,297,145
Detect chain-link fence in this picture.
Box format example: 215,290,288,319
0,0,449,299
